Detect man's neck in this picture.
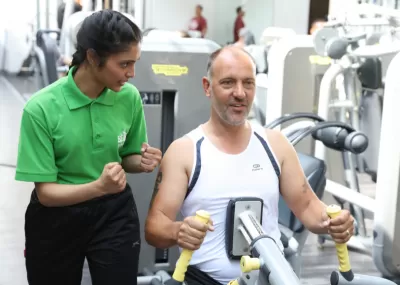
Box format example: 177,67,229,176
205,113,250,141
73,64,105,99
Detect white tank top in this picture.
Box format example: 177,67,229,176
180,122,283,284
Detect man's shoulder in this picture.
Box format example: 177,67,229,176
264,128,290,164
163,136,194,175
167,136,193,155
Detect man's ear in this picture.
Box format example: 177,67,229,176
202,77,211,98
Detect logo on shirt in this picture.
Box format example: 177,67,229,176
118,130,127,148
252,164,263,172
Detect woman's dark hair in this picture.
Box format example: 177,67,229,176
70,9,142,69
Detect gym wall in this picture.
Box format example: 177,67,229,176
143,0,311,45
244,0,310,42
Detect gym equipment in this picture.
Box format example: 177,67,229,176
265,35,331,143
265,112,369,275
226,203,396,285
313,10,400,172
374,43,400,282
125,36,220,276
275,47,400,281
166,210,211,285
60,1,140,62
261,35,349,199
221,117,387,284
312,5,400,255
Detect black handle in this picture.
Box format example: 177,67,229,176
290,122,368,154
265,112,325,129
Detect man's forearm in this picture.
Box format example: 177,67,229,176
145,212,182,249
35,180,104,207
299,198,329,234
122,154,143,173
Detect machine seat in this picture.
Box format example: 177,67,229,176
278,152,327,236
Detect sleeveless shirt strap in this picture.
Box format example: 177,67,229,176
186,137,205,199
253,131,281,178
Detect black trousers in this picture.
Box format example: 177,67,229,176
184,266,223,285
24,184,141,285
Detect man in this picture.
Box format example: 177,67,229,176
233,28,255,48
188,4,207,38
57,0,83,30
145,46,354,285
310,18,326,35
233,6,245,43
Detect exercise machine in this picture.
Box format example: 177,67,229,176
137,118,394,284
373,37,400,282
138,206,396,285
314,3,400,179
312,4,400,255
223,117,392,285
257,34,349,197
126,36,220,275
226,204,396,285
304,25,400,280
265,112,369,276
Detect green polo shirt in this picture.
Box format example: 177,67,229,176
15,66,147,184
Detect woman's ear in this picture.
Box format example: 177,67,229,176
86,48,100,66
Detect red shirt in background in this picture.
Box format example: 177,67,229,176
189,16,207,37
234,16,245,42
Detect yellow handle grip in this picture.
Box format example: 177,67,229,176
326,205,352,273
240,256,260,273
227,280,239,285
172,210,210,282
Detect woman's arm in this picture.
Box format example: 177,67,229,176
15,108,109,207
119,87,149,173
121,154,142,173
35,180,104,207
36,162,125,207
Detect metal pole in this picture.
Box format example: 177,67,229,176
46,0,50,29
36,0,41,30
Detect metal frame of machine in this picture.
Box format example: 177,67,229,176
261,34,349,192
312,3,400,281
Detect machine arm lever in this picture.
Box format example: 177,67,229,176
164,210,210,285
327,205,397,285
290,121,368,155
264,112,325,129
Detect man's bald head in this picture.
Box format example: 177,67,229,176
206,46,257,81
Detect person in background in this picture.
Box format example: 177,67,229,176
233,28,255,48
233,6,245,43
309,18,326,35
188,4,208,38
57,0,83,30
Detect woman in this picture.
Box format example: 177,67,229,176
15,10,162,285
